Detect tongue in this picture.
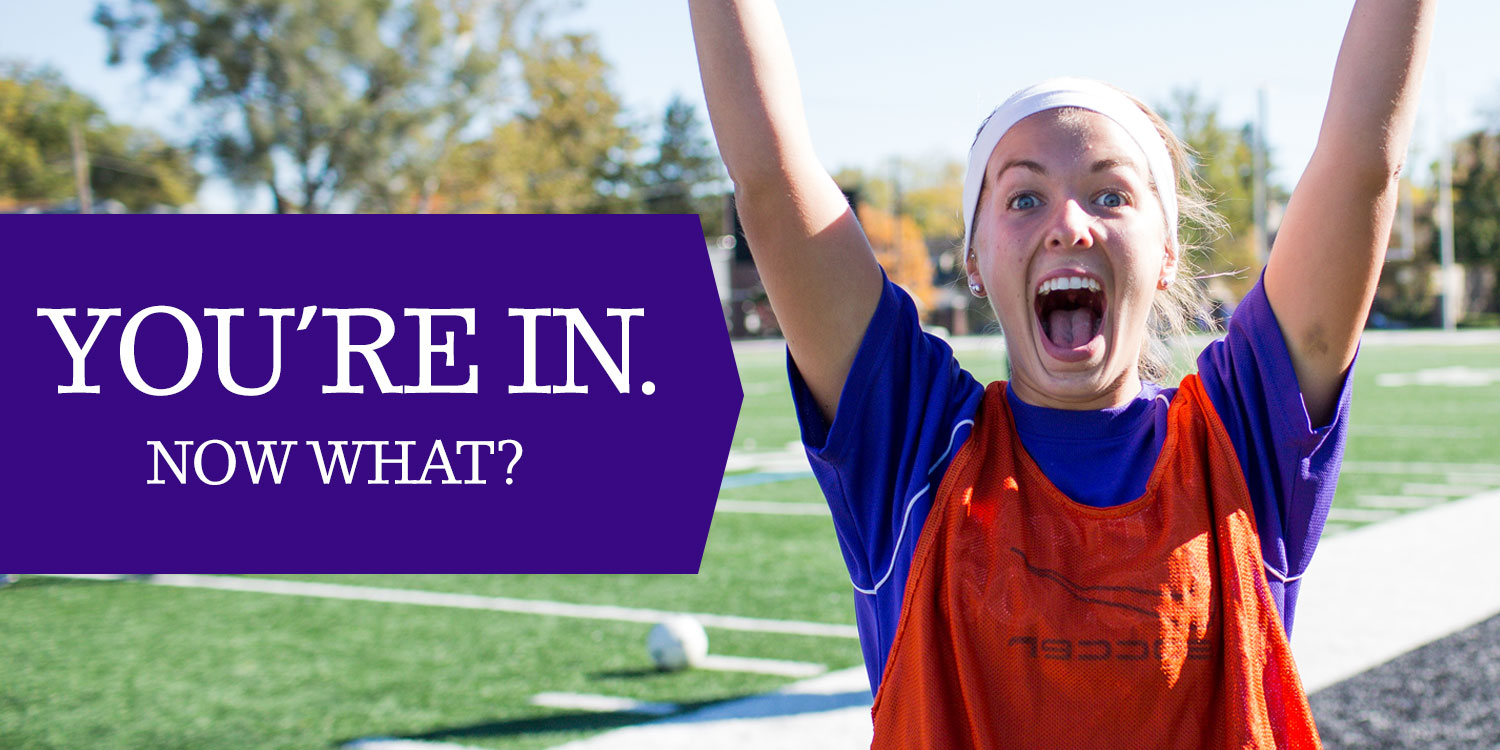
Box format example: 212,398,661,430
1047,308,1096,349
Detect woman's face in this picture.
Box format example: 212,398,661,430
967,108,1176,410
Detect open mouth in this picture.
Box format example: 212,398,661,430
1034,275,1106,353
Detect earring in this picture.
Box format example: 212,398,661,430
967,249,985,297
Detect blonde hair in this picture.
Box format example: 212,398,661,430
970,92,1225,384
1125,92,1225,383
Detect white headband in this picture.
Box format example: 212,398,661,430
961,77,1178,255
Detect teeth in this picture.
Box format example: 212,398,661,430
1038,276,1100,295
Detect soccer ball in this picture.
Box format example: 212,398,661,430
647,616,709,671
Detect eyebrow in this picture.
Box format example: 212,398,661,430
993,156,1142,182
994,159,1046,181
1089,157,1141,174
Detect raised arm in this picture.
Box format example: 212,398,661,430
1265,0,1435,425
688,0,882,422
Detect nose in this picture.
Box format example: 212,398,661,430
1045,200,1094,251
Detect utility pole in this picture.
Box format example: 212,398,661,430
1436,82,1458,331
1398,162,1416,261
1252,86,1269,265
1437,132,1457,331
890,157,902,226
70,122,93,214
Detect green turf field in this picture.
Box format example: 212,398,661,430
4,332,1499,750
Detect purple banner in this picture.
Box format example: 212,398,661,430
2,215,742,572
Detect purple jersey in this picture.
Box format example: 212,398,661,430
790,273,1352,695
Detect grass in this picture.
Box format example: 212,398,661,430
265,506,854,624
3,330,1498,749
1,578,846,750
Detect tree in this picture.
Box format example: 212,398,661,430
858,203,935,311
431,31,639,213
95,0,565,213
1372,127,1500,323
0,62,199,211
834,158,966,291
1452,128,1500,287
637,94,725,233
834,157,963,244
1157,89,1272,300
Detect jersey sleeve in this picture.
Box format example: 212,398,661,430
790,275,984,588
788,274,984,689
1196,274,1353,632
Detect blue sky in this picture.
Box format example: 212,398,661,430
3,0,1496,211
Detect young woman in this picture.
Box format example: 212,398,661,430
689,1,1434,746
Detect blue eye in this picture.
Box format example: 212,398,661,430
1008,194,1039,210
1095,191,1126,208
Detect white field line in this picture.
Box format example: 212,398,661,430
1294,489,1500,692
1375,366,1500,387
30,573,138,581
1353,495,1447,510
344,739,490,750
1357,329,1500,346
730,338,794,355
739,382,788,397
1319,522,1356,536
551,666,876,750
722,449,811,474
698,655,827,678
1349,425,1487,438
1447,473,1500,486
33,574,861,640
1326,507,1400,523
1342,460,1500,475
715,499,829,516
531,693,680,717
1399,482,1491,497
